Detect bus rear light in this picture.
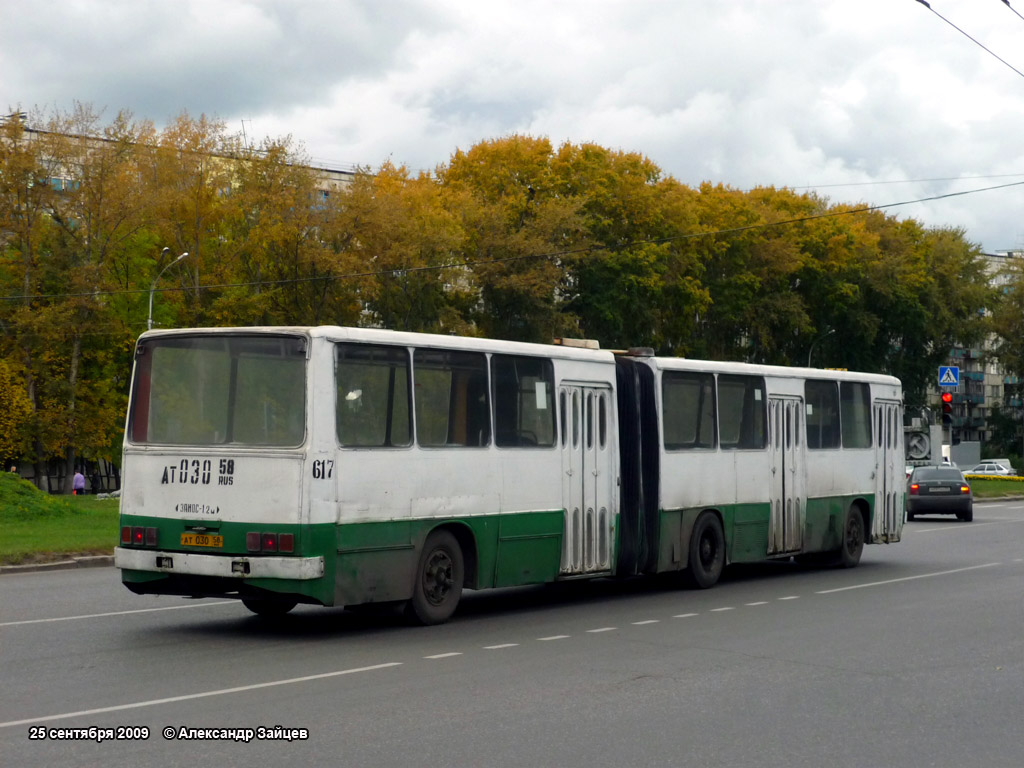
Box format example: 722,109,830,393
279,533,294,553
132,527,145,545
262,533,278,552
145,527,158,547
121,526,132,545
246,532,261,552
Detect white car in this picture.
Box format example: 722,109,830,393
967,463,1013,476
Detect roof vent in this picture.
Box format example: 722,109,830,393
553,338,601,350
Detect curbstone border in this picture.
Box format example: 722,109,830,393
0,554,114,575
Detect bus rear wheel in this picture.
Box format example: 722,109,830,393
687,512,725,589
242,597,297,617
839,506,865,568
406,530,464,625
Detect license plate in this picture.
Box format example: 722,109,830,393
929,487,950,493
180,533,223,548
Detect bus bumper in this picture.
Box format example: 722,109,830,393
114,547,324,580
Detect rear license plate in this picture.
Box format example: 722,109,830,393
929,487,950,493
180,533,223,548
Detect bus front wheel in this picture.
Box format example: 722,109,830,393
687,512,725,589
839,506,865,568
406,530,464,625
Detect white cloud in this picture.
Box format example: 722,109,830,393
2,0,1022,250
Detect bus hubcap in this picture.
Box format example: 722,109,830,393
423,551,453,605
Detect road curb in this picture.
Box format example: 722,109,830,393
0,554,114,575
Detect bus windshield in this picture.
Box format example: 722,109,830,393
129,334,307,446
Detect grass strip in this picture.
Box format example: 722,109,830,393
0,472,119,564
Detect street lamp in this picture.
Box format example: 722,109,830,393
147,248,189,331
807,328,836,367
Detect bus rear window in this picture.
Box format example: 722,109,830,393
129,335,306,446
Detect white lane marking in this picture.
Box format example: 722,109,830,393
586,627,616,633
912,521,1020,533
1015,559,1024,563
0,601,237,628
424,652,462,659
745,602,768,606
673,613,698,618
710,607,735,612
0,663,402,729
483,643,519,649
632,620,659,625
538,635,570,641
816,562,1000,594
778,596,800,601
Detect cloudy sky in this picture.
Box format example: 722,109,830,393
2,0,1023,252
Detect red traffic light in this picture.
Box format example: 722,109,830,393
941,392,953,404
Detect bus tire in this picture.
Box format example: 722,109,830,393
839,505,865,568
242,597,297,617
406,530,464,625
687,512,725,589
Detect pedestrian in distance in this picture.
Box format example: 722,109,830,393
73,470,85,496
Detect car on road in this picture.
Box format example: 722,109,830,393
966,462,1014,476
907,466,973,522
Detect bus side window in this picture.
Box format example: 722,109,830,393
414,349,490,448
804,380,840,450
662,371,716,450
840,381,872,449
336,343,411,447
491,354,555,447
718,374,766,450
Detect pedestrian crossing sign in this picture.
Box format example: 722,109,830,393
938,366,959,386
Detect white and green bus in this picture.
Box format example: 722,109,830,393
115,326,904,623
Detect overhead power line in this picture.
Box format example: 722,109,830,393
1000,0,1024,26
915,0,1024,82
3,178,1024,305
787,172,1024,191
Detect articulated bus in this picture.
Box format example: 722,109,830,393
115,326,904,624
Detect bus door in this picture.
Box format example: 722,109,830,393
768,396,806,555
560,385,614,575
872,399,904,542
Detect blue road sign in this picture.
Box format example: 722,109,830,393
938,366,959,387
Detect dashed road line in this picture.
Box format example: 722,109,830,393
710,607,735,612
632,620,659,625
745,601,768,606
673,612,699,618
424,652,462,659
483,643,519,649
778,596,800,601
586,627,617,633
538,634,570,641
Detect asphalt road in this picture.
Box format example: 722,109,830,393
2,501,1024,768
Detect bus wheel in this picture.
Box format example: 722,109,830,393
242,598,297,617
687,513,725,589
406,530,464,625
839,506,865,568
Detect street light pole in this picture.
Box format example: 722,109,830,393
147,249,189,331
807,328,836,367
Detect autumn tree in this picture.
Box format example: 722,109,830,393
441,135,587,342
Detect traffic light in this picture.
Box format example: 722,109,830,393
941,391,953,425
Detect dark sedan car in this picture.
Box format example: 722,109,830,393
906,466,973,522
